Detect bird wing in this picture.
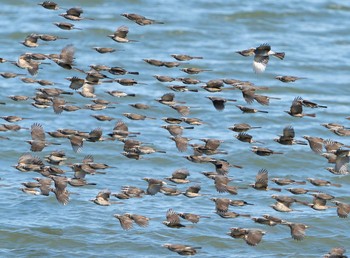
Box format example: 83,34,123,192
31,123,45,141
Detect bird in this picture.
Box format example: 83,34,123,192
235,105,268,114
207,96,236,111
49,44,77,70
251,146,283,156
252,43,285,73
162,209,186,228
113,214,134,230
34,177,52,196
59,7,94,21
332,200,350,218
90,189,121,206
125,213,150,227
235,132,263,144
274,125,307,145
275,76,306,83
27,123,59,152
163,244,201,256
303,136,324,153
38,1,61,10
50,176,70,205
121,13,164,26
181,67,211,74
165,168,190,184
281,221,309,240
285,96,316,118
183,185,204,198
108,25,136,43
235,48,255,57
301,98,327,108
170,136,191,152
323,247,347,258
171,54,203,61
228,123,261,132
177,212,210,223
162,125,194,137
271,178,306,186
53,22,82,30
227,227,266,246
307,178,342,187
143,178,166,195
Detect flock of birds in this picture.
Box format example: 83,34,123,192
1,1,349,257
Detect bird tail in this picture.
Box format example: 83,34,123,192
257,110,269,113
273,52,285,60
330,183,342,187
305,113,316,117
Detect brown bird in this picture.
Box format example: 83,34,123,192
183,185,204,198
275,76,306,83
301,98,327,108
286,188,318,195
143,59,164,66
235,105,268,114
163,244,201,256
53,22,82,30
271,178,306,186
125,213,150,227
251,146,283,156
121,13,164,26
50,176,70,205
143,178,166,195
170,136,191,152
211,175,237,195
38,1,61,10
27,123,59,152
123,113,155,120
252,215,285,226
34,177,52,196
171,54,203,61
227,227,266,246
326,149,350,175
281,221,309,240
250,169,271,191
13,153,45,172
207,96,236,111
274,126,307,145
332,200,350,218
162,209,186,228
165,168,190,184
113,214,134,230
181,67,211,74
170,105,190,116
154,75,176,82
108,120,140,140
323,247,347,258
307,178,341,187
210,197,231,213
49,44,77,70
308,196,333,211
68,135,84,153
303,136,324,153
285,96,316,118
228,123,261,132
162,125,194,137
108,25,136,43
177,212,210,223
59,7,93,21
91,189,121,206
235,132,263,144
235,48,255,57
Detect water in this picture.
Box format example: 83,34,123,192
1,0,350,257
